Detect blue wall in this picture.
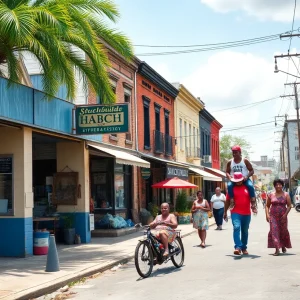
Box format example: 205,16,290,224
31,75,68,100
199,112,212,167
0,77,102,142
0,217,33,257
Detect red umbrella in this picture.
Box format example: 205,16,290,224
152,177,198,189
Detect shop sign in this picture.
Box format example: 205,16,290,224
0,157,12,173
166,165,189,179
75,104,129,135
141,168,151,179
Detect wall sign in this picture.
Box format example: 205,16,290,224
0,157,12,173
75,104,129,135
166,165,189,179
141,168,151,180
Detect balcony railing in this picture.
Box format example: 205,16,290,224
165,134,173,156
186,147,201,158
154,130,164,153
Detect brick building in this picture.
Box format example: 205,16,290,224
86,48,150,221
211,119,222,169
136,62,189,208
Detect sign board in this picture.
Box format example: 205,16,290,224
89,214,95,231
141,168,151,179
0,157,12,174
75,104,129,135
166,165,189,179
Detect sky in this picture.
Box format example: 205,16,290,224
112,0,300,161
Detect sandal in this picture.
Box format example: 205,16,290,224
163,251,169,257
273,249,280,256
282,247,287,253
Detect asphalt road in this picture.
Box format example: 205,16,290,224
69,208,300,300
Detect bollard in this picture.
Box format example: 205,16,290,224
45,234,60,272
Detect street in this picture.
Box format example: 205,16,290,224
67,208,300,300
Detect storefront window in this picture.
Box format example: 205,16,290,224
0,156,13,215
91,158,113,210
115,173,125,208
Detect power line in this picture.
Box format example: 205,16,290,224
134,33,280,48
136,36,279,56
288,0,297,52
210,96,280,113
221,121,274,132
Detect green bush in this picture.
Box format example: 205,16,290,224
147,202,160,217
175,191,188,213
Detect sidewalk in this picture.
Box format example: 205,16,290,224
0,219,215,300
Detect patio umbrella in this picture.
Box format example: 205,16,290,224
152,177,198,189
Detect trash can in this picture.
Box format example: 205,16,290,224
33,231,50,255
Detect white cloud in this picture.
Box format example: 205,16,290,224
201,0,299,22
182,50,295,160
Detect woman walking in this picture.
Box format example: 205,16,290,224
266,179,292,256
191,191,211,248
210,187,226,230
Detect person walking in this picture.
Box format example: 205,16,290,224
210,187,226,230
191,191,211,248
261,190,267,208
226,145,256,210
224,172,257,255
266,179,292,256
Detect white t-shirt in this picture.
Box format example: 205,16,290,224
210,193,226,209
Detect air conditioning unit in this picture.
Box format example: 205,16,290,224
203,155,212,163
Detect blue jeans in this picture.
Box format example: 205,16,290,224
231,213,251,250
213,207,224,226
227,179,255,198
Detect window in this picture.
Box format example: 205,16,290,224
154,103,161,131
189,124,192,154
109,83,118,137
143,97,150,149
179,119,183,150
296,146,299,160
124,89,131,141
193,127,196,155
0,156,13,215
164,109,170,135
184,121,187,150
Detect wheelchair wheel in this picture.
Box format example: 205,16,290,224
134,241,153,278
171,237,184,268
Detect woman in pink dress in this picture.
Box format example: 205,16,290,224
265,179,292,256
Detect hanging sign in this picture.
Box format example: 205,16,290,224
75,104,129,135
141,168,151,179
166,165,189,179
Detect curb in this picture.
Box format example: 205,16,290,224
8,222,216,300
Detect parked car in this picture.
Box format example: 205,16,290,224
293,186,300,204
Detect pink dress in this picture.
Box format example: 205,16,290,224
268,193,292,249
154,214,176,243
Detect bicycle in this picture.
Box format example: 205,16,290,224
134,225,184,278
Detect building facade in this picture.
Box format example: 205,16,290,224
136,62,190,209
211,120,222,169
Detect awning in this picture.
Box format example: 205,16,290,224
88,144,150,168
204,167,226,177
189,167,222,182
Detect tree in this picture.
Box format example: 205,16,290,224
0,0,133,102
220,134,251,170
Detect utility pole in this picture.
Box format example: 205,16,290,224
284,82,300,164
275,115,291,190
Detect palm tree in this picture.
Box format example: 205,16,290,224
0,0,133,103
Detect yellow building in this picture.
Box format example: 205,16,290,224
173,83,205,197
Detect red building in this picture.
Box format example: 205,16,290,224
136,62,189,208
210,120,222,169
